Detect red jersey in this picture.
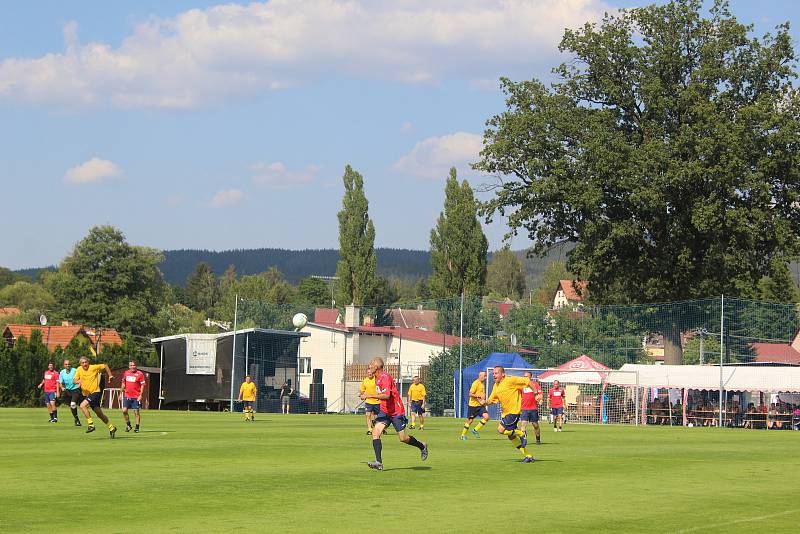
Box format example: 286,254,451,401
43,370,59,393
548,387,565,408
123,370,146,399
375,371,405,417
521,381,542,411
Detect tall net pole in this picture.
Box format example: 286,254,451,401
719,294,724,428
229,294,239,411
458,290,464,419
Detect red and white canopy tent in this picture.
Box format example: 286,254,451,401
538,354,611,384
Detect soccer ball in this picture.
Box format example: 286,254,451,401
292,313,308,329
687,423,694,427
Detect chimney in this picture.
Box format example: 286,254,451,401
61,321,72,326
344,305,360,328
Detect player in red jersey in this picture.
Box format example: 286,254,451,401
37,362,60,423
520,371,543,445
360,357,427,471
122,360,146,433
548,380,566,432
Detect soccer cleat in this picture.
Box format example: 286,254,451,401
109,426,117,439
125,424,132,432
53,418,58,423
471,428,481,439
366,430,372,435
459,435,467,441
420,443,428,461
74,420,82,427
409,424,415,429
420,426,424,430
522,456,535,463
134,426,139,433
86,425,96,434
367,461,384,471
536,438,541,445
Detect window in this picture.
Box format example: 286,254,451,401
299,357,311,375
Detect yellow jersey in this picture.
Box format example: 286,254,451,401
487,376,530,417
408,383,426,401
468,379,485,407
73,364,108,396
360,376,380,405
239,382,256,401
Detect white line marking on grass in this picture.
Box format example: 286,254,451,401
671,509,798,533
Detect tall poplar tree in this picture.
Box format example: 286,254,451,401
335,165,377,307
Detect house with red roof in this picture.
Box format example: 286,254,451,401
0,307,21,318
750,330,800,365
552,280,588,310
3,323,123,354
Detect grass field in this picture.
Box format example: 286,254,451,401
1,408,799,533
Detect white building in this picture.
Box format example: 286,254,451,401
297,306,465,412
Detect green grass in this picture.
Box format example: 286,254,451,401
1,408,799,533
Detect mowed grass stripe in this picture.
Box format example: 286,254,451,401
1,408,798,533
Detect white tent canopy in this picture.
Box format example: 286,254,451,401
607,364,800,393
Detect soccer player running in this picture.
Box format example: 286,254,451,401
485,365,535,463
237,375,257,422
407,375,427,430
361,357,427,471
122,360,146,432
59,359,82,426
359,368,380,434
549,379,566,432
72,356,117,438
37,362,60,423
520,371,543,445
460,370,490,440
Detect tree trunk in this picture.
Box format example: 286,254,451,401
663,324,683,365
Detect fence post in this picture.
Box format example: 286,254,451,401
458,291,464,419
719,294,724,428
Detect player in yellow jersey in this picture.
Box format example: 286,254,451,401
486,366,534,463
360,368,381,434
460,371,490,440
407,376,426,430
72,356,117,438
238,375,257,421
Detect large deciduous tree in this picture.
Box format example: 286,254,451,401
335,165,377,307
185,262,219,316
477,0,800,364
486,246,527,300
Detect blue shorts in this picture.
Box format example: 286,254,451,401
83,392,102,408
521,409,539,423
411,400,424,415
124,398,142,410
467,405,488,419
375,412,408,432
551,407,564,416
500,413,520,431
365,403,381,414
44,392,57,403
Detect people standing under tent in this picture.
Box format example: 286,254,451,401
360,368,380,435
520,371,543,445
238,375,257,422
361,357,427,471
485,365,534,463
72,356,117,438
122,360,146,432
37,362,60,423
280,381,294,414
460,370,490,440
407,375,427,430
59,359,82,426
548,380,566,432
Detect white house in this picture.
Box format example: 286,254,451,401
297,306,465,412
552,279,588,310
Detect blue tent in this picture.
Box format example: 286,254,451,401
453,352,535,418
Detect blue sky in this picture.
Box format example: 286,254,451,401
1,0,798,270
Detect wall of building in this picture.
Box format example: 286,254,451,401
298,325,349,412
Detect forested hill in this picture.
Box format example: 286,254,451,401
158,248,432,286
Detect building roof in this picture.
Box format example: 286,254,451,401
307,320,466,348
3,324,84,352
750,342,800,365
83,327,124,349
487,302,515,318
0,307,21,317
557,280,588,302
388,308,438,330
314,308,340,324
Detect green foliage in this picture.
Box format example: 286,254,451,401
478,0,800,363
486,246,527,300
429,168,488,300
297,277,332,306
155,303,214,335
43,226,167,337
502,303,551,346
185,262,219,316
0,267,28,290
335,165,377,307
530,261,572,306
0,330,50,406
214,267,297,323
0,281,56,312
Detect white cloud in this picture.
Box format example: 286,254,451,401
250,161,318,188
63,157,122,184
0,0,610,109
394,132,483,179
209,188,244,207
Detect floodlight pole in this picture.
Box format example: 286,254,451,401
229,294,239,412
719,294,724,428
458,290,464,419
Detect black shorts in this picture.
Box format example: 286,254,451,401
467,405,488,419
375,412,408,432
63,388,81,405
410,400,424,415
500,413,521,431
82,392,102,408
365,403,381,414
521,409,540,423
